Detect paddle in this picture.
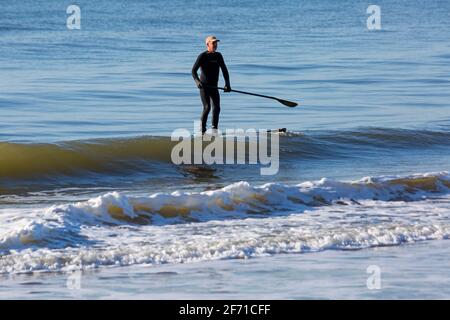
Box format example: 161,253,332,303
208,86,298,108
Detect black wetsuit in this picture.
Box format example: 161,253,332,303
192,51,230,133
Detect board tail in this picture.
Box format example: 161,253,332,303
267,128,287,133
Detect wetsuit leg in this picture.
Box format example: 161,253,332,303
210,88,220,129
199,88,211,133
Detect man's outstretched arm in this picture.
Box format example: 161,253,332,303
219,53,231,91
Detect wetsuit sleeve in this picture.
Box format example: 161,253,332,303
218,53,230,86
192,52,204,83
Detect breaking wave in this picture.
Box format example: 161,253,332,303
1,172,449,273
1,128,450,184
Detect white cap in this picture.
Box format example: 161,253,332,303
205,35,220,44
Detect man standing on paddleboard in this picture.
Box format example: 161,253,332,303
192,36,231,134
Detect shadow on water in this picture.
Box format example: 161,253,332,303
177,165,221,183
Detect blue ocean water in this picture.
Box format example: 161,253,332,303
1,0,450,298
1,0,449,141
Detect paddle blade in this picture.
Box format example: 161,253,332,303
277,99,298,107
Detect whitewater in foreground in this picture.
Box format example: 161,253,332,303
1,171,449,275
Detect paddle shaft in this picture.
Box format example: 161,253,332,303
211,86,279,101
207,85,298,107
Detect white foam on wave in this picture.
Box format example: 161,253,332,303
0,171,449,273
1,196,449,274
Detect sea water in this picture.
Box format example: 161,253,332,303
1,0,450,299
